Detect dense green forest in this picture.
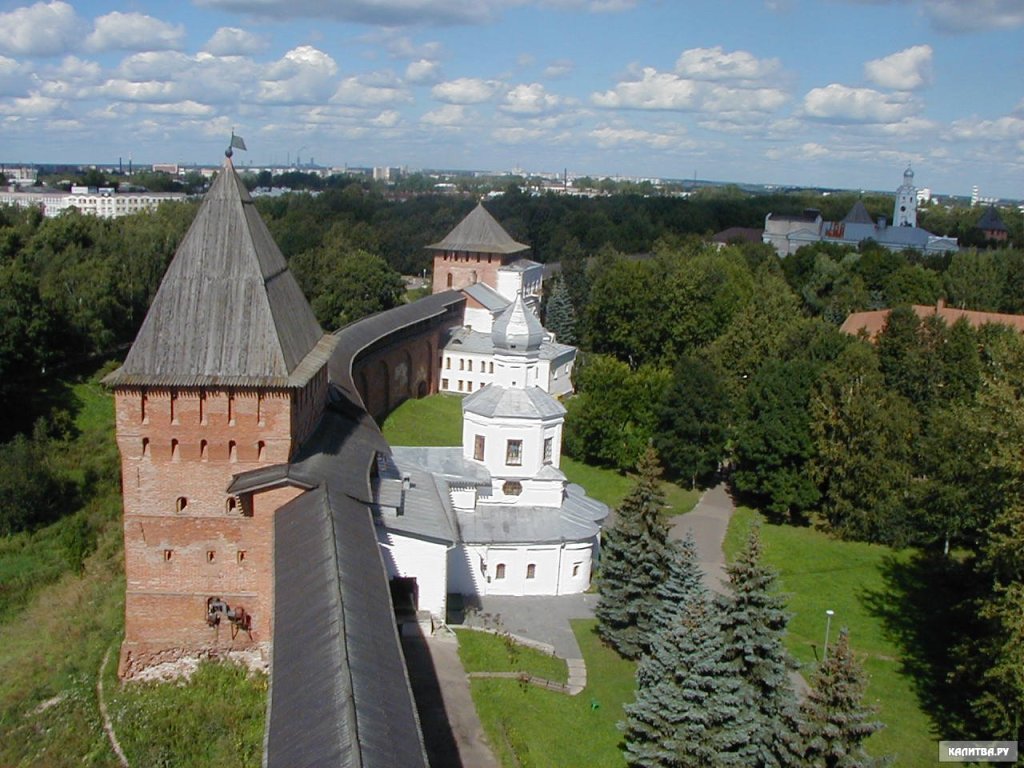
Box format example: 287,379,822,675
1,180,1022,750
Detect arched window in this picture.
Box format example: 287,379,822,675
257,441,266,461
228,440,237,462
170,438,179,460
226,497,237,514
200,439,208,460
447,273,453,288
142,437,150,457
526,563,536,579
495,563,506,580
175,496,188,513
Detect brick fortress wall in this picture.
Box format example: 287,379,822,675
431,250,513,294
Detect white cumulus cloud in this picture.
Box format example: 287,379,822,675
421,103,467,126
85,12,185,53
405,59,441,85
864,45,933,91
258,45,338,105
924,0,1024,32
0,1,80,57
592,68,699,110
331,74,411,107
432,77,501,104
803,83,919,123
500,83,564,115
203,27,268,56
674,46,781,83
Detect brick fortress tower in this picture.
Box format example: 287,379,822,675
104,154,336,676
428,202,531,293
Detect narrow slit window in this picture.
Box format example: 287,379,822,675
526,563,536,579
163,549,172,561
474,435,485,461
171,439,179,460
206,550,215,563
175,496,188,513
237,550,246,564
142,437,150,457
200,439,208,461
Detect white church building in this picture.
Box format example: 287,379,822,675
371,204,606,623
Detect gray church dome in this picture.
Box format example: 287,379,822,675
492,292,544,354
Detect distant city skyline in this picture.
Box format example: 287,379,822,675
0,0,1021,199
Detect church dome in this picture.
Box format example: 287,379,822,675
492,293,544,354
903,165,914,183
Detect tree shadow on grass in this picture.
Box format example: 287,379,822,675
860,550,985,739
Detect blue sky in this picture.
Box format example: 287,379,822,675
0,0,1021,198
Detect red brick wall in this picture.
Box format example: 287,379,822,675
114,374,322,677
431,250,512,294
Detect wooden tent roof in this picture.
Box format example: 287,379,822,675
426,202,529,255
105,156,331,388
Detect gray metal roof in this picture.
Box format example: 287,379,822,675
106,157,328,388
446,327,574,363
842,200,875,225
463,282,509,312
977,205,1008,232
499,258,542,272
459,484,607,544
463,385,566,420
264,403,427,768
426,203,529,255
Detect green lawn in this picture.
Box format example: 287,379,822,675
468,620,636,768
724,507,937,767
454,628,568,684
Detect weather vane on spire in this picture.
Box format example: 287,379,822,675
226,129,247,158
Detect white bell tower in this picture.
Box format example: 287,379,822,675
893,165,917,228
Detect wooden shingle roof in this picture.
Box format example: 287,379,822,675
105,156,332,388
426,202,529,255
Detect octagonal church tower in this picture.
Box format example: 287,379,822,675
104,154,337,676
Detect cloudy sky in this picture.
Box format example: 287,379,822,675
1,0,1022,198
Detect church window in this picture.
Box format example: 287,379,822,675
467,382,473,392
458,380,464,392
474,435,485,461
489,362,494,374
506,440,522,466
445,357,451,369
200,439,208,460
502,481,523,496
495,563,506,580
442,378,449,389
467,360,473,372
526,563,536,580
543,437,553,464
572,562,581,577
459,359,465,370
176,496,188,513
228,440,237,462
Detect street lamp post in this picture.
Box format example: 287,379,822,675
824,609,835,662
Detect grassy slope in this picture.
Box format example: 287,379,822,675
455,627,568,684
724,506,936,767
468,620,636,768
0,376,266,767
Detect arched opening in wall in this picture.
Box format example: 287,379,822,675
200,439,208,461
140,392,148,423
447,273,453,288
226,497,238,514
142,437,150,457
176,496,188,513
495,563,506,580
526,563,536,580
228,440,237,462
389,577,419,617
257,441,266,461
171,439,179,461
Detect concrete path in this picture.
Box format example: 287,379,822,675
668,482,735,594
402,632,500,768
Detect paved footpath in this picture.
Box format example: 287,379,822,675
668,482,735,594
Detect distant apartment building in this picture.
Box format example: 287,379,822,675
0,187,186,218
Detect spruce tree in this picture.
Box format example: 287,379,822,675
798,629,885,767
544,276,577,345
596,447,670,659
652,531,705,628
718,525,802,767
623,597,756,767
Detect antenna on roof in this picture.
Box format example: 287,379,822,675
226,129,247,158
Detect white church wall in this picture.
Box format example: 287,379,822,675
378,531,449,619
463,306,494,333
440,351,493,394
